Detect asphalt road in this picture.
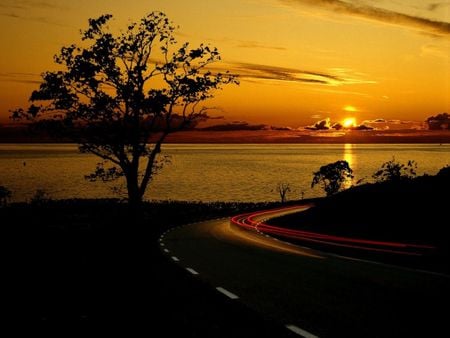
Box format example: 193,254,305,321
162,206,449,338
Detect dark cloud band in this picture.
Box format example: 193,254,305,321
280,0,450,36
219,62,374,86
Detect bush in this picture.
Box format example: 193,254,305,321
0,186,12,207
30,189,51,206
372,157,417,182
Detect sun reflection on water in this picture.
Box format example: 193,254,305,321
343,143,355,188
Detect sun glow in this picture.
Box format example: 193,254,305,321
344,105,358,113
342,117,356,128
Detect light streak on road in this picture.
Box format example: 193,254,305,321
231,205,436,257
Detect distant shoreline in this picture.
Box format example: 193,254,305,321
1,128,450,144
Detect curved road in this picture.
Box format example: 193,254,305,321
160,205,449,338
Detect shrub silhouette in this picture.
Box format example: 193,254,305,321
311,160,353,196
0,186,12,207
373,157,417,182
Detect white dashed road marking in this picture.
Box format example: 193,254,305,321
216,287,239,300
286,325,319,338
171,256,180,262
186,268,199,275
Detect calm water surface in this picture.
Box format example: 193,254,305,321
0,143,449,202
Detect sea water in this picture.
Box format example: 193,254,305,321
0,143,449,202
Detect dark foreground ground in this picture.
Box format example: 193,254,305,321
3,199,297,336
4,170,450,334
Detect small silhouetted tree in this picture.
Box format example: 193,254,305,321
11,12,237,207
30,189,51,206
372,157,417,182
0,186,12,207
311,160,353,196
275,183,291,203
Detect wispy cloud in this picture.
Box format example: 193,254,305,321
207,36,287,51
235,41,287,51
428,2,450,11
0,0,66,10
0,0,68,26
0,72,41,84
363,118,387,124
279,0,450,36
221,62,376,86
0,11,68,26
421,43,449,58
328,67,377,85
229,62,339,84
1,12,20,18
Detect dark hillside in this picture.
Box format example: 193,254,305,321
268,171,450,271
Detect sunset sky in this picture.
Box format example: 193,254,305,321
0,0,448,128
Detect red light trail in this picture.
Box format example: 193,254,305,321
231,206,436,257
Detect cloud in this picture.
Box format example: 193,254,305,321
0,72,41,84
205,36,287,51
223,62,337,85
0,11,68,26
351,124,374,130
198,121,296,131
426,112,450,130
150,58,359,87
363,118,386,123
428,2,450,11
235,41,287,51
305,117,375,131
310,114,323,119
0,12,20,18
271,125,295,131
279,0,450,36
0,0,66,10
305,118,332,130
361,118,428,131
421,44,449,58
198,121,269,131
0,0,68,26
222,62,375,86
328,67,377,85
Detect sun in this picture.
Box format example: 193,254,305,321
344,105,358,112
342,117,356,128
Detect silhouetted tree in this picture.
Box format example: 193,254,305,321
275,183,291,203
372,157,417,182
0,186,12,207
11,12,237,207
311,160,353,196
30,189,51,206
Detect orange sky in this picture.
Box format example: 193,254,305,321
0,0,448,127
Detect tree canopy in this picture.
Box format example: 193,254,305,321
372,158,417,182
0,186,12,207
11,12,237,206
311,160,353,196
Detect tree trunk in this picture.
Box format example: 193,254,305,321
125,170,144,227
126,170,142,208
